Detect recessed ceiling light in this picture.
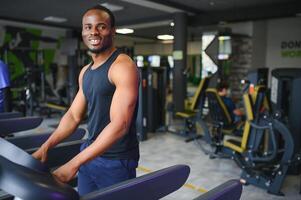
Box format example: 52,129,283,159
157,34,174,40
100,3,124,12
170,22,175,27
43,16,67,23
218,36,231,40
116,28,134,34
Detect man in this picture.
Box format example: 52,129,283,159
33,5,139,196
217,81,243,123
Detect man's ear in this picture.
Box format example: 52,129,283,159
111,27,116,36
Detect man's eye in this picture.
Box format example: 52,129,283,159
98,25,106,30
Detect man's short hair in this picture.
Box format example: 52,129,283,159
83,5,115,28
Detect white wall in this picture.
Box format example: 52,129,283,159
115,34,155,47
0,19,67,53
266,17,301,70
134,41,201,55
135,42,172,55
0,19,67,45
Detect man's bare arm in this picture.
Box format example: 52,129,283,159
32,65,88,161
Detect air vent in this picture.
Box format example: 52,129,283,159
43,16,67,23
100,3,124,12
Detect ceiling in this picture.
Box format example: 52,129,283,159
0,0,300,40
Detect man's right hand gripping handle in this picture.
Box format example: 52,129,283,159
32,145,49,163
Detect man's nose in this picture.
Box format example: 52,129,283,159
90,27,100,35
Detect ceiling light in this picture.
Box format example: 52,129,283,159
43,16,67,23
157,34,174,40
170,22,175,27
218,36,231,40
100,3,124,12
116,28,134,34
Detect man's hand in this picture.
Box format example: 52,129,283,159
32,146,48,163
52,161,79,183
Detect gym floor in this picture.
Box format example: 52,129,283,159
15,118,300,200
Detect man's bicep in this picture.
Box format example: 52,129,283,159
68,89,87,122
109,58,138,122
110,80,138,124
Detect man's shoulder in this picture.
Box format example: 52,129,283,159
116,53,134,65
112,53,136,71
109,53,138,84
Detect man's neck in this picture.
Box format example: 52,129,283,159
91,47,116,67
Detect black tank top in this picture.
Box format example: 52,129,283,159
82,50,139,160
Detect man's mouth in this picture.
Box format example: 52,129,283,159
89,38,101,45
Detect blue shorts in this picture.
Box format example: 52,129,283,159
77,142,138,196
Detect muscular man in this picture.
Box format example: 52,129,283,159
33,5,139,195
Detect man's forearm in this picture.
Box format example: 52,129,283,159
43,111,81,149
69,120,127,168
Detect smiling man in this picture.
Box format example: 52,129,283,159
33,5,140,196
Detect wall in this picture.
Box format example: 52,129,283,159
115,34,154,47
0,19,69,102
228,21,253,37
251,21,267,69
134,41,201,55
266,17,301,70
0,19,67,78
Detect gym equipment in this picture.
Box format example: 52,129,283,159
206,88,238,134
7,128,86,150
271,68,301,174
0,117,85,170
0,116,43,137
0,138,190,200
0,129,85,199
201,88,244,156
45,101,68,113
136,68,148,141
147,66,167,132
0,111,22,120
202,85,269,156
246,68,269,86
0,127,85,169
224,93,294,195
175,77,209,141
203,86,296,195
136,66,167,140
193,179,242,200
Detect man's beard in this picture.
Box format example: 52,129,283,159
88,42,111,54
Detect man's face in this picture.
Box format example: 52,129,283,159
82,9,115,54
219,88,228,96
